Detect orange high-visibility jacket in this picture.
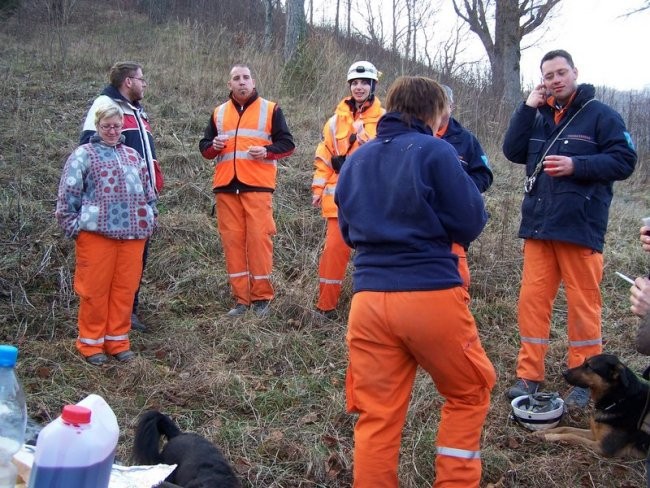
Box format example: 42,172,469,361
312,97,384,217
212,97,277,189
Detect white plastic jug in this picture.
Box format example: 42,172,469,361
27,394,119,488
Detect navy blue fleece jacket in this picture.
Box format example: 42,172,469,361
335,112,488,292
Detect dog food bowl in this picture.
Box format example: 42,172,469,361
511,392,564,431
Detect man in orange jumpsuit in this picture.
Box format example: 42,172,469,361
311,61,384,319
336,76,495,487
199,64,295,317
503,50,637,408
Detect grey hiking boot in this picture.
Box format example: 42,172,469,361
564,386,590,409
252,300,270,317
314,308,338,320
226,303,249,317
131,313,147,332
506,378,540,399
113,350,136,363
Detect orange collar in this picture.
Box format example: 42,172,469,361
435,122,449,138
547,91,577,124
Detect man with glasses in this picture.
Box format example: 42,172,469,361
80,61,161,333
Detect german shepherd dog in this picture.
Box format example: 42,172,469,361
536,353,650,458
133,410,241,488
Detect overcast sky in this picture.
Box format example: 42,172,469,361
517,0,649,91
312,0,650,92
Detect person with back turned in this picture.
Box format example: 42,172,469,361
335,75,495,487
437,84,492,290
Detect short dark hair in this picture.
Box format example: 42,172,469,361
230,63,253,77
385,76,447,127
540,50,574,70
108,62,142,88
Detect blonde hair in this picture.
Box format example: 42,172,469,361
94,102,123,127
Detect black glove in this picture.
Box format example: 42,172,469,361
331,155,346,173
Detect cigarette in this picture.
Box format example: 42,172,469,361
615,271,635,285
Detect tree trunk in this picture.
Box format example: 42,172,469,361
346,0,351,37
493,0,522,101
391,0,398,53
284,0,306,62
263,0,273,50
334,0,340,35
452,0,561,102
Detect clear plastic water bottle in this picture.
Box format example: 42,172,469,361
0,345,27,488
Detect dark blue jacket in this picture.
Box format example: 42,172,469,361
442,117,493,193
502,84,636,252
335,112,488,292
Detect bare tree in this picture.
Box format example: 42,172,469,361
390,0,410,55
624,1,649,14
334,0,340,35
423,21,472,78
284,0,306,62
452,0,561,101
264,0,273,50
346,0,351,37
356,0,387,46
404,0,413,60
401,0,436,63
391,0,399,53
34,0,79,67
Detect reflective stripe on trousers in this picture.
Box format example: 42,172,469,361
516,239,603,381
216,192,276,304
316,218,351,311
346,289,495,487
74,231,144,357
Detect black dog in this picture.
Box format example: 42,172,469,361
133,410,241,488
536,353,650,458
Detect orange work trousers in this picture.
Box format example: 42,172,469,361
346,289,496,488
451,242,470,291
74,231,145,357
316,217,352,311
215,192,276,305
516,239,603,382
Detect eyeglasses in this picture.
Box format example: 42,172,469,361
129,76,147,84
99,124,123,131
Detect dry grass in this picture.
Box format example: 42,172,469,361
1,1,650,486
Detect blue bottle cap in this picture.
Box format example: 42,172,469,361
0,345,18,367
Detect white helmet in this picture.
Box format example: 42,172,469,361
511,393,564,431
347,61,379,82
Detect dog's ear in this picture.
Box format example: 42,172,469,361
592,354,621,379
617,363,636,388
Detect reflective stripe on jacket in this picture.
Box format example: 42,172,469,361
212,97,276,189
312,97,384,217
